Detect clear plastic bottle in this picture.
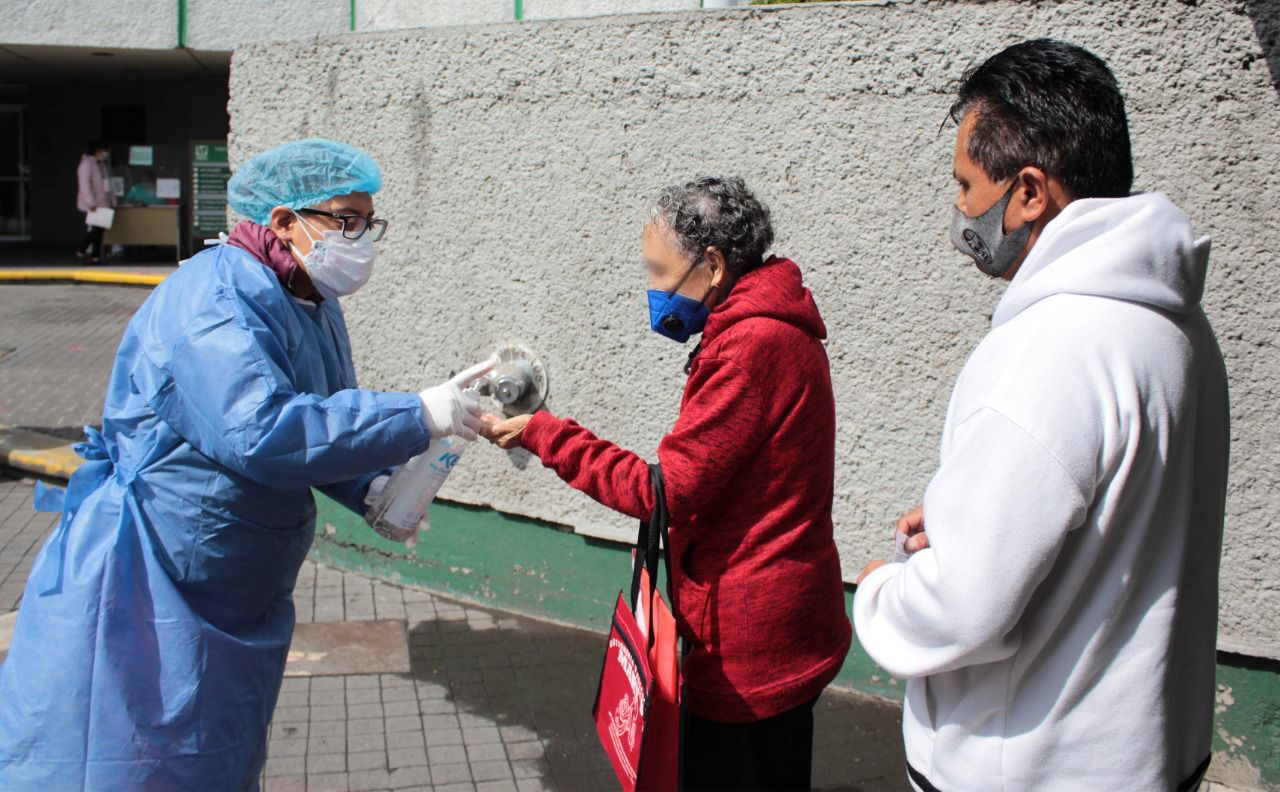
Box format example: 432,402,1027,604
365,435,469,546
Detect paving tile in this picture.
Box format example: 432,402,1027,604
267,738,307,758
466,742,507,763
347,731,388,754
389,764,435,789
386,729,426,749
348,717,385,735
470,760,514,783
428,762,472,785
306,752,347,774
428,744,469,765
310,719,346,737
263,775,308,792
387,745,429,769
311,704,347,721
347,749,388,772
510,758,551,780
349,702,385,720
424,727,465,747
348,768,393,791
307,771,350,792
462,726,502,745
386,714,425,732
264,754,306,777
383,698,421,717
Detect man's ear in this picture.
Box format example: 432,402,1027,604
1013,167,1051,227
267,206,296,244
705,246,728,287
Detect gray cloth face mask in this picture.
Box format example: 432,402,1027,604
949,180,1033,278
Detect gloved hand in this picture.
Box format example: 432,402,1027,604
419,356,498,440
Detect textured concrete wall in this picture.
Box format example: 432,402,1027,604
356,0,702,30
357,0,512,32
186,0,349,50
228,0,1280,659
0,0,176,48
0,0,346,50
525,1,701,21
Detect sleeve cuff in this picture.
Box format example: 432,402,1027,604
521,410,561,459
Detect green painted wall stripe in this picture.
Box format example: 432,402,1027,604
310,492,1280,785
1214,653,1280,788
514,0,523,21
177,0,187,48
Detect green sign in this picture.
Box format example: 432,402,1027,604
192,143,228,165
190,140,231,248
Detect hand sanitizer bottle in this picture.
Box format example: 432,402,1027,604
365,435,469,546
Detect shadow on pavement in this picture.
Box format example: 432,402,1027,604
408,609,908,792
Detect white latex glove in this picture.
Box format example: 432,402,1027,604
419,356,498,440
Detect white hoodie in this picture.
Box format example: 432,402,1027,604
853,193,1229,792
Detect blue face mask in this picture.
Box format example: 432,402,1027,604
648,262,714,343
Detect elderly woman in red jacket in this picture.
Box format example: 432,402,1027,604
484,176,851,791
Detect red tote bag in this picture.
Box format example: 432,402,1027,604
593,465,681,792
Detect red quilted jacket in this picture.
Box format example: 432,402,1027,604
522,256,852,722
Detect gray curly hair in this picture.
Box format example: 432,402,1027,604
647,176,775,277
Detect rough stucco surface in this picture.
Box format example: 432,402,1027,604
186,0,349,50
358,0,512,32
0,0,176,48
356,0,701,30
525,1,701,21
228,0,1280,658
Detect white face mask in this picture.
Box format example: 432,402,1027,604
290,211,377,300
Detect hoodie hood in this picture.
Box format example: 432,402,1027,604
992,192,1210,329
702,256,827,343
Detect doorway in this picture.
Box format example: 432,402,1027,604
0,105,28,240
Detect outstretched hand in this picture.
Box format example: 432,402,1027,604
481,413,533,450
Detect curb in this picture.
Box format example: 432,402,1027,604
0,426,82,481
0,270,166,287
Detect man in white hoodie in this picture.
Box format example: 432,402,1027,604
853,40,1229,792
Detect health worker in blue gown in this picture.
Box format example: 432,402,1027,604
0,138,493,790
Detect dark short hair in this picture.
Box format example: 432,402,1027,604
648,176,775,277
85,140,107,155
948,39,1133,199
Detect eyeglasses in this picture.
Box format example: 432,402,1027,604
298,208,388,242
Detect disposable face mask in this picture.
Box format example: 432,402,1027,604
648,262,714,343
950,180,1032,278
291,212,376,300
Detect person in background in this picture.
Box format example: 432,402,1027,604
852,40,1229,792
0,138,493,789
75,140,114,263
484,176,852,792
123,169,165,205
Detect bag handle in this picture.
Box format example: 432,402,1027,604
630,464,674,624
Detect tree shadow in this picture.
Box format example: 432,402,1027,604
408,605,909,791
1243,0,1280,97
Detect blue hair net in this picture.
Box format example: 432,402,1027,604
227,139,382,224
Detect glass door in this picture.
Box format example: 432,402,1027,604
0,106,29,240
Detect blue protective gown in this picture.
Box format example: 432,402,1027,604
0,243,430,790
